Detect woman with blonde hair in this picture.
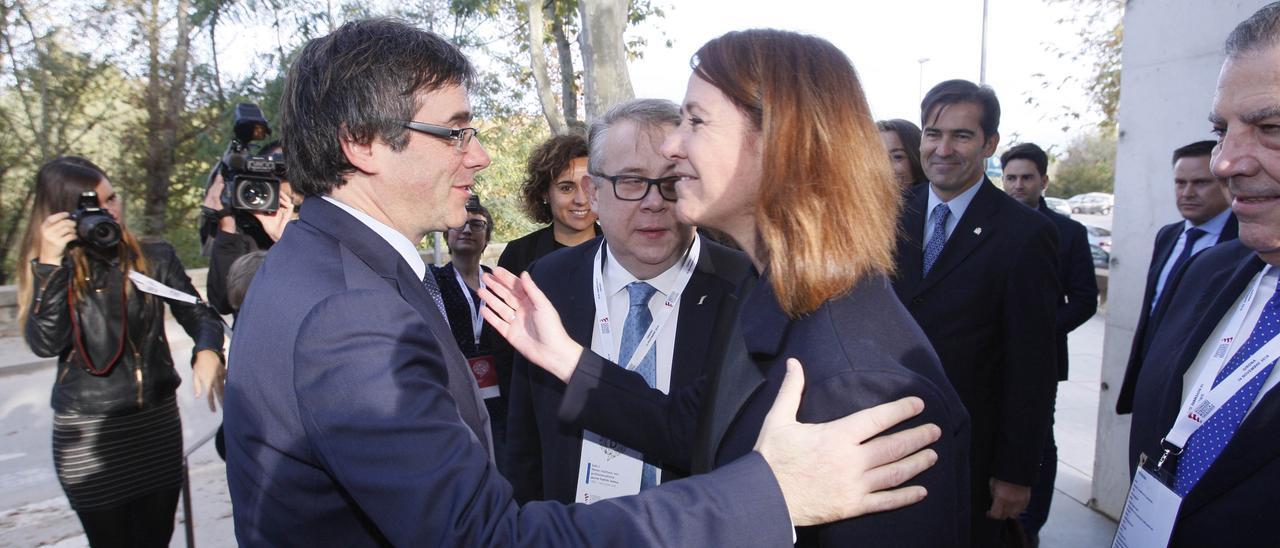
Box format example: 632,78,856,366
18,156,224,547
484,29,969,546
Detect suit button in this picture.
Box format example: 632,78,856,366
912,297,924,305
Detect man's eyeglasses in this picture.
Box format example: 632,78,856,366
402,121,479,151
450,219,489,232
592,173,679,202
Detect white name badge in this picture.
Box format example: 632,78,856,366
574,430,644,504
1113,461,1182,548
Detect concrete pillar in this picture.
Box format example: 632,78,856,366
1094,0,1271,518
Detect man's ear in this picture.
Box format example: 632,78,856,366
982,132,1001,159
583,174,600,213
339,126,380,175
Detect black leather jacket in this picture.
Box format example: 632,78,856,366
25,240,224,415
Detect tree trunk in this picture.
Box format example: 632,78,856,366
526,0,566,135
139,0,193,236
549,4,579,132
576,0,633,120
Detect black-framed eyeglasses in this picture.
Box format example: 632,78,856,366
402,121,479,151
592,173,679,202
451,219,489,232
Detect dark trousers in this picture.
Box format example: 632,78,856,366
76,487,180,548
1018,385,1059,543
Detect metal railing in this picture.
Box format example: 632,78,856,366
181,425,221,548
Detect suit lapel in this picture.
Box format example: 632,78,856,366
303,198,494,458
561,241,601,346
1177,254,1271,514
893,185,928,297
695,275,762,473
908,180,1001,298
673,240,730,390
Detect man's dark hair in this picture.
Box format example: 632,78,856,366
1172,140,1217,165
464,194,493,240
1000,143,1049,177
920,79,1001,139
1226,2,1280,57
281,18,474,197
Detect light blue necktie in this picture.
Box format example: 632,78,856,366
923,203,951,276
1173,287,1280,496
620,281,659,490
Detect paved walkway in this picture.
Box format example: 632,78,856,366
0,313,1118,547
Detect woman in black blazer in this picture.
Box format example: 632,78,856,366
486,30,970,547
497,133,601,276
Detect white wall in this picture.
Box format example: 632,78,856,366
1093,0,1272,518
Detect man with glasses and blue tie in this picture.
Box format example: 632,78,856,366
505,98,753,505
224,18,945,546
1123,4,1280,545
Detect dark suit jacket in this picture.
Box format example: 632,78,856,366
431,262,514,467
223,198,793,546
1117,214,1239,413
504,236,751,504
1039,197,1099,381
892,180,1059,542
1128,240,1280,547
558,271,972,546
497,224,602,276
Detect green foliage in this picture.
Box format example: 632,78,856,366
1033,0,1124,132
474,114,548,242
1048,128,1116,199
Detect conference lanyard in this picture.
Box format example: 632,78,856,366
127,270,232,337
1158,265,1279,468
590,234,700,372
452,267,485,345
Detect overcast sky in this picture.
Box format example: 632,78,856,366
627,0,1112,151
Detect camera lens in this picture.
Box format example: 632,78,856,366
237,179,277,210
78,216,121,248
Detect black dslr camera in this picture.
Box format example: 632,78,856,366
217,103,286,212
70,191,121,248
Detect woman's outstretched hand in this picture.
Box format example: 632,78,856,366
478,267,583,383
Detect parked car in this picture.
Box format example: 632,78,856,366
1084,224,1112,253
1090,244,1110,269
1045,197,1073,217
1069,192,1114,215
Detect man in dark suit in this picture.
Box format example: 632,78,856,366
1125,7,1280,544
1001,142,1099,544
505,98,752,504
891,79,1060,546
430,196,515,470
223,18,943,546
1117,140,1239,414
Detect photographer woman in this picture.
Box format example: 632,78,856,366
17,157,225,547
497,133,601,275
483,30,969,547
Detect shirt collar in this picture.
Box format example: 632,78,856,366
602,234,699,298
322,196,427,280
926,175,985,220
1186,207,1232,236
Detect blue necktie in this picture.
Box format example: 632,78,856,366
620,281,659,490
923,203,951,276
1173,286,1280,496
1152,229,1208,315
422,271,450,327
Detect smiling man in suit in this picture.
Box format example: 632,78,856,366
891,79,1060,546
505,99,752,504
1127,5,1280,544
1001,142,1099,545
1117,140,1238,414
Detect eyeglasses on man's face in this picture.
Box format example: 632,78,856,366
592,173,679,202
450,219,489,233
402,121,479,151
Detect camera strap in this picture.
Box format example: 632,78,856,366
68,270,129,377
